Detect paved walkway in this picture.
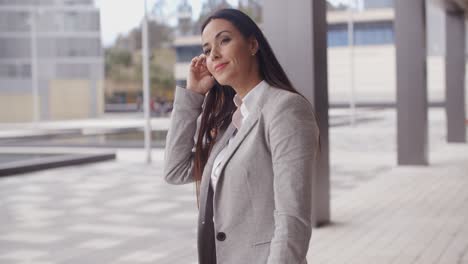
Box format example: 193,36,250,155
0,108,467,264
308,142,468,264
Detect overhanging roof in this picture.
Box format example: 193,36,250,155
436,0,468,13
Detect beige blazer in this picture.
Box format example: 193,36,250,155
164,83,319,264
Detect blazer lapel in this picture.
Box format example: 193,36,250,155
217,108,260,171
199,83,272,214
215,83,272,181
199,124,237,221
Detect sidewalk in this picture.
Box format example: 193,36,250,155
308,142,468,264
0,108,467,264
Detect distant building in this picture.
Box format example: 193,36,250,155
362,0,394,9
0,0,104,122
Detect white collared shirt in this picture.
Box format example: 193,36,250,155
210,80,268,190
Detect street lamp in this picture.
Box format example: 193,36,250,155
348,0,357,126
142,0,152,163
29,7,41,124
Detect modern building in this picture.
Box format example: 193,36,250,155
0,0,104,122
362,0,394,9
173,0,468,106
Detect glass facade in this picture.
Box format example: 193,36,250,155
328,21,394,47
0,0,93,6
0,2,102,75
0,37,32,58
363,0,394,9
0,63,31,78
176,45,202,62
354,21,394,45
0,10,30,32
328,24,349,47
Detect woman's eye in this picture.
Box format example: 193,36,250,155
221,38,231,44
203,49,211,55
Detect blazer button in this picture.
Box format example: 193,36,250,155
216,232,226,241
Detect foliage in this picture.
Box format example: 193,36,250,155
327,0,350,11
105,19,176,101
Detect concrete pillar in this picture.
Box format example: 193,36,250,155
395,0,429,165
445,11,466,143
263,0,330,226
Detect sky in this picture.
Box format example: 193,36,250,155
96,0,351,47
96,0,238,47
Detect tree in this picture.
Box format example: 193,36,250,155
238,0,262,23
327,0,350,11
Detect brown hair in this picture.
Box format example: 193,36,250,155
193,8,303,206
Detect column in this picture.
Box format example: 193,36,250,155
395,0,429,165
263,0,330,226
445,11,466,142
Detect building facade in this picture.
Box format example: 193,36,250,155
0,0,104,122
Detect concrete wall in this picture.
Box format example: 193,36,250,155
328,45,396,104
49,79,91,120
0,79,103,123
327,45,467,105
0,93,34,122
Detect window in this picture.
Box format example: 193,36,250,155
64,11,100,32
363,0,394,9
0,11,31,32
354,21,394,45
176,79,187,88
328,24,349,47
56,63,90,78
36,37,101,58
0,0,55,6
55,37,102,57
176,45,202,62
0,37,31,58
63,0,93,5
327,21,394,47
0,63,31,78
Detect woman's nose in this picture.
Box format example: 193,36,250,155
210,47,220,60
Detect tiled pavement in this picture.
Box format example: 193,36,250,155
0,159,198,264
0,108,467,263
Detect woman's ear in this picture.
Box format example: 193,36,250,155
249,36,259,56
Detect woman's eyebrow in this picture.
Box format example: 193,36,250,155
202,30,232,48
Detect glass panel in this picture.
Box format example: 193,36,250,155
0,63,31,78
0,11,31,32
56,63,90,78
354,21,394,45
176,45,202,62
0,37,31,59
328,24,349,47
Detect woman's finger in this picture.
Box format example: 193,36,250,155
195,54,205,68
191,56,199,68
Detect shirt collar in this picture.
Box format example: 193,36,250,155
232,80,268,121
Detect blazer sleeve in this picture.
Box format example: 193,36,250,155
163,86,205,185
267,94,319,264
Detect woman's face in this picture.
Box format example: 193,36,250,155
201,19,258,88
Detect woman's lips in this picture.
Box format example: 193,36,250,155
215,62,228,72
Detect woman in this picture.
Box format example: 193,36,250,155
164,8,319,264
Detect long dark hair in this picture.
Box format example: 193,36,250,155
193,8,302,206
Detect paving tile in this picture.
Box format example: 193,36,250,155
0,109,467,263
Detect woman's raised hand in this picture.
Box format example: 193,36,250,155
187,54,215,95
